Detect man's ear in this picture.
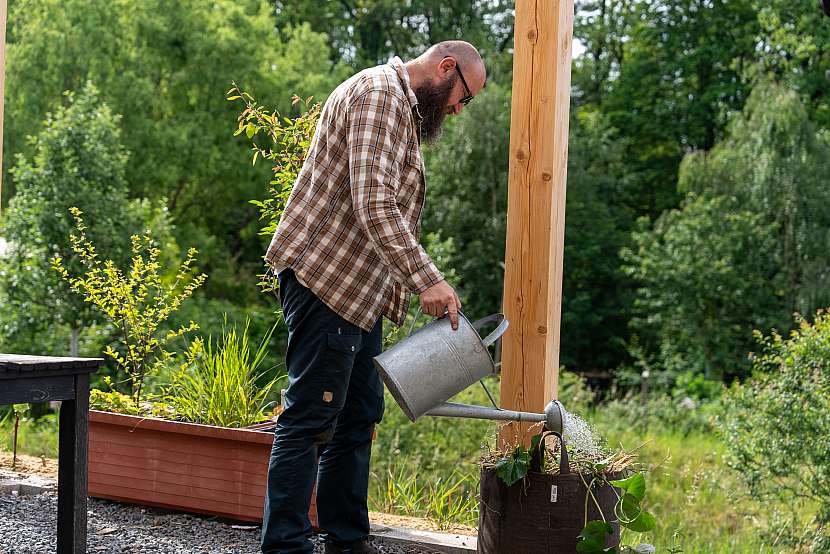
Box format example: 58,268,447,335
437,57,456,76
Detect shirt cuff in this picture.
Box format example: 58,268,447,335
409,261,444,294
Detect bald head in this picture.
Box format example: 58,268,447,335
404,41,486,142
419,41,486,90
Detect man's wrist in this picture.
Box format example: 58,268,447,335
411,263,444,294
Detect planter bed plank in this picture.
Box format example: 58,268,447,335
88,439,269,480
87,410,317,525
89,426,272,462
88,485,262,521
87,451,267,484
89,410,274,443
87,476,264,511
87,484,264,521
88,464,267,500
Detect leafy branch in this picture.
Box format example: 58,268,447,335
228,84,321,292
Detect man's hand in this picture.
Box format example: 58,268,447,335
420,280,462,330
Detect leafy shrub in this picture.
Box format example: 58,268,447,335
88,380,173,419
51,208,206,406
720,311,830,551
229,87,321,293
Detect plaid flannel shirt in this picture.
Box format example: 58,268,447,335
265,57,444,331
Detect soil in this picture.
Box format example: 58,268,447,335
369,512,476,537
1,451,477,537
0,451,58,478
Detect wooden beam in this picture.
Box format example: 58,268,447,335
500,0,574,446
0,0,7,214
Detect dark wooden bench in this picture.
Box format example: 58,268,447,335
0,354,102,554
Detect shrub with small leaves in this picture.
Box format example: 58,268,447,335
89,377,174,418
720,311,830,550
51,207,206,407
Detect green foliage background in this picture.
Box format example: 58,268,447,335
3,0,828,384
1,1,830,549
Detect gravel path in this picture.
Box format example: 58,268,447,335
0,491,440,554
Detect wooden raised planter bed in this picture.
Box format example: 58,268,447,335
87,410,317,523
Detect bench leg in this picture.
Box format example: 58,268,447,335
57,373,90,554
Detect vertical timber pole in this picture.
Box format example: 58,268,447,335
0,0,6,214
499,0,574,447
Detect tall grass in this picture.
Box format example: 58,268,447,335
0,409,59,459
370,463,478,529
164,318,284,427
588,409,777,553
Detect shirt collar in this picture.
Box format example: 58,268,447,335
389,56,423,122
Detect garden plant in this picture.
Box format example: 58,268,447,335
50,208,281,428
481,415,658,553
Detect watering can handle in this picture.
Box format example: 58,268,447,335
407,310,509,349
471,314,509,348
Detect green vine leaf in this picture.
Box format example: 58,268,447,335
624,509,656,533
610,473,646,502
576,520,615,553
494,446,532,486
617,493,643,523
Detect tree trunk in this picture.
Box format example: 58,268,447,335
70,327,80,357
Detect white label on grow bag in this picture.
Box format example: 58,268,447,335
550,485,558,503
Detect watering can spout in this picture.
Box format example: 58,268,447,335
424,400,567,435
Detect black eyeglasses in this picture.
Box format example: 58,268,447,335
455,61,474,106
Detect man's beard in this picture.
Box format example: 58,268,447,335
413,75,457,144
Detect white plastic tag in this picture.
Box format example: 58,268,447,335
550,485,558,503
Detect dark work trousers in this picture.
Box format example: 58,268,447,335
261,268,384,554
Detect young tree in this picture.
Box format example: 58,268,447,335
755,0,830,127
623,195,782,381
0,84,141,355
574,0,760,220
679,80,830,316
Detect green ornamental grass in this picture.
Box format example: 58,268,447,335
164,318,283,428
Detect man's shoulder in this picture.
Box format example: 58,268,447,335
334,63,407,104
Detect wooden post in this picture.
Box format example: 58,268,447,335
499,0,574,446
0,0,7,213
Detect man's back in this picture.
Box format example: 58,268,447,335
266,58,442,332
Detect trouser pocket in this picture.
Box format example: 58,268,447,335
320,329,362,411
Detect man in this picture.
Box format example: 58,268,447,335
260,41,486,554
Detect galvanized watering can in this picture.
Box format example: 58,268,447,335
372,312,567,435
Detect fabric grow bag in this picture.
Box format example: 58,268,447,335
477,433,621,553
